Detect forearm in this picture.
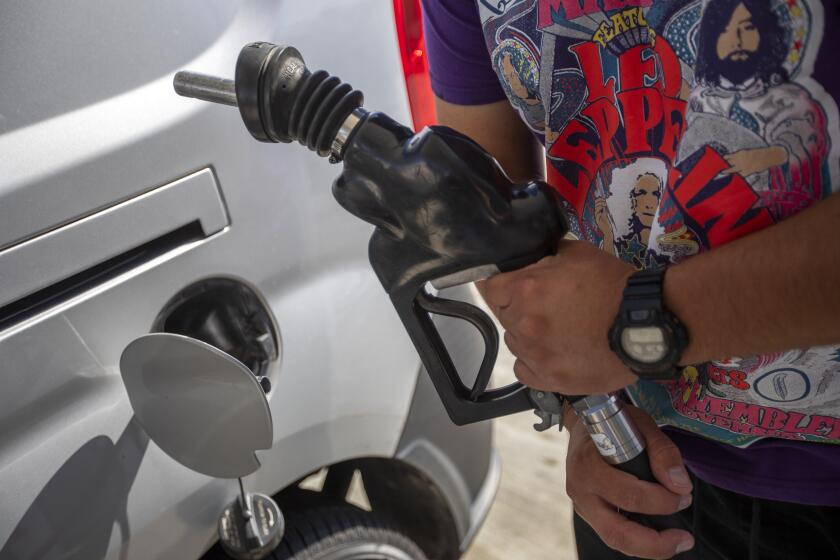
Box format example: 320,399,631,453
665,192,840,365
434,97,544,183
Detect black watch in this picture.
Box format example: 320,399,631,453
608,269,688,380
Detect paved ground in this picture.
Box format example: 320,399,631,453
462,320,577,560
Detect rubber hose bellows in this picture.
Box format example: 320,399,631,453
286,69,364,157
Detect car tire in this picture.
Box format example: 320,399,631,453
273,505,429,560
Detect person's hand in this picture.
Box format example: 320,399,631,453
566,406,695,559
482,240,637,395
594,197,613,239
722,146,787,177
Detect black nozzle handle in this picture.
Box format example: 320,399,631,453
392,285,534,425
570,394,687,534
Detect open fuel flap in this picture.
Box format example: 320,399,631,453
121,332,284,559
120,333,272,479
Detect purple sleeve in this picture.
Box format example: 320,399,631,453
421,0,507,105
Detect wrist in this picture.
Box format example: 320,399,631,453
662,263,706,366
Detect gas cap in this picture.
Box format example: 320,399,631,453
120,333,273,478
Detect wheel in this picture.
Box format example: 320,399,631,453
273,505,429,560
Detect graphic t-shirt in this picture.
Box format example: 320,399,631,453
422,0,840,505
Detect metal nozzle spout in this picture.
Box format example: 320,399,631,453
173,71,238,107
173,43,364,156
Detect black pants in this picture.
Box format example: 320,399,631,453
574,472,840,560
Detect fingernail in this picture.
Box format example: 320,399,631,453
675,537,695,554
678,494,692,511
668,467,691,487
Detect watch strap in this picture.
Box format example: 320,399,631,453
621,268,665,318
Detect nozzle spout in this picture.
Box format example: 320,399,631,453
173,71,238,107
173,43,364,157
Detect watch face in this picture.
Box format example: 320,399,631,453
621,326,668,364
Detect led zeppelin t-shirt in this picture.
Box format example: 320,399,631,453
422,0,840,505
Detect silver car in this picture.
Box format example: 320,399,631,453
0,1,497,558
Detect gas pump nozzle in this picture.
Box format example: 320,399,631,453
175,42,681,532
176,42,562,423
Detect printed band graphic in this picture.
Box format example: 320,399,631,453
476,0,840,446
538,0,654,29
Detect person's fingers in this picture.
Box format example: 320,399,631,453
627,407,694,495
485,271,539,325
512,359,545,389
494,276,541,330
503,310,545,340
571,431,691,516
721,153,736,169
504,331,533,360
482,272,517,310
722,157,743,175
503,330,549,368
575,495,695,559
475,279,511,320
503,330,524,357
595,469,692,516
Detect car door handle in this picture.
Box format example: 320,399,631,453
0,168,229,314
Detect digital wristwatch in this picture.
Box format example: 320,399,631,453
608,268,688,380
